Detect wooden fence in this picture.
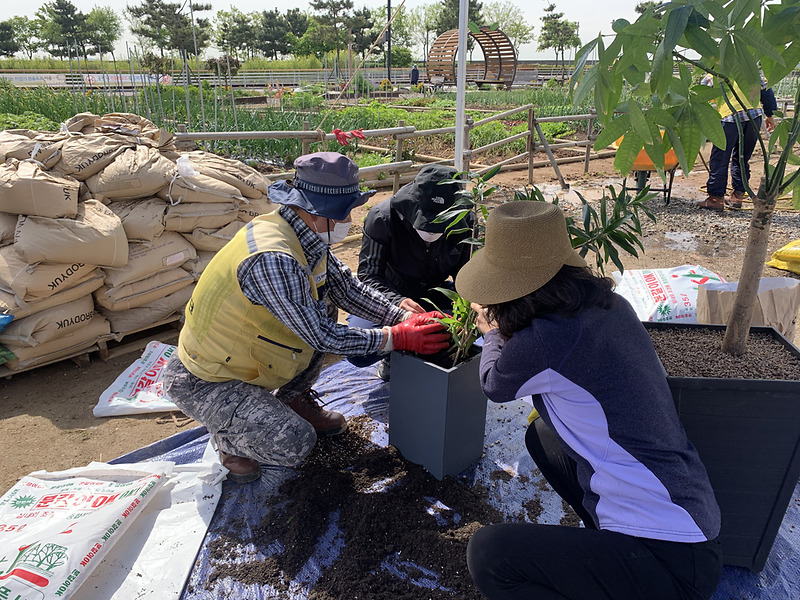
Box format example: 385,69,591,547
174,106,613,192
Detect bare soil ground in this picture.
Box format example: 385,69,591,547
2,150,798,495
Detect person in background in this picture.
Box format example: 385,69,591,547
698,74,777,211
349,165,473,380
410,64,420,86
162,152,449,483
458,201,722,600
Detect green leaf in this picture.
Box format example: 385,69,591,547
612,18,630,33
614,131,644,176
665,127,690,174
650,41,666,94
481,164,502,181
594,114,631,151
728,0,755,28
679,109,703,171
573,63,598,108
763,42,800,87
704,0,727,25
570,39,598,93
690,84,723,103
490,22,499,30
679,64,692,89
657,54,673,99
683,23,720,61
468,22,480,34
691,101,726,149
647,107,678,128
663,5,692,53
628,100,653,145
732,37,762,102
735,26,785,65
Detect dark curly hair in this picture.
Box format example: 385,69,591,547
485,265,616,339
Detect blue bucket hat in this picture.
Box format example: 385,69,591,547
268,152,375,221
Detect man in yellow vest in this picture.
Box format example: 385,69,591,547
697,74,776,211
162,152,450,482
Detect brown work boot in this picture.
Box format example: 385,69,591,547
725,190,744,209
696,195,725,211
287,388,347,436
219,451,261,483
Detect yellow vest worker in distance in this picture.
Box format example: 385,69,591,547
162,152,450,483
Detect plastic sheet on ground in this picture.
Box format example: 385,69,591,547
111,360,800,600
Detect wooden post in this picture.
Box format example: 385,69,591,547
463,116,473,174
302,120,311,156
527,108,535,185
393,119,405,193
584,107,596,174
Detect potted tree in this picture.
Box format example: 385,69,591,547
569,0,800,571
389,167,657,480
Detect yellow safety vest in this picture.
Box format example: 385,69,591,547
716,82,759,119
178,210,326,388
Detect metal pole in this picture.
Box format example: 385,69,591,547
99,53,112,113
188,0,207,133
133,46,154,122
226,53,241,154
127,43,141,115
73,41,88,111
171,53,176,125
182,49,193,130
453,0,469,171
66,43,79,114
387,0,392,82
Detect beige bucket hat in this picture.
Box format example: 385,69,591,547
455,201,587,305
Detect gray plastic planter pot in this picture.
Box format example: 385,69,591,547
388,350,488,480
644,322,800,572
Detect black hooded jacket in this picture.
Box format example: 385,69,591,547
357,198,474,306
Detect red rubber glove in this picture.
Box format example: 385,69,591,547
391,311,451,355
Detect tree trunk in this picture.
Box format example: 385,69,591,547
721,182,776,355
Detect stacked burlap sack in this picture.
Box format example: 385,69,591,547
0,112,274,371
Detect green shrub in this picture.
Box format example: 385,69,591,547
0,111,59,131
282,92,323,110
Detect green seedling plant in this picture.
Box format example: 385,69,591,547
427,168,655,367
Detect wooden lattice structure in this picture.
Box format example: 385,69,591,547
426,27,517,90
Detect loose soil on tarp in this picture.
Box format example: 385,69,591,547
207,416,503,599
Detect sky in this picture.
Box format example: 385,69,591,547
0,0,641,62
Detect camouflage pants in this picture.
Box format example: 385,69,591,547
162,303,335,466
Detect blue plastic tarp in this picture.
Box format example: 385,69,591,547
113,360,800,600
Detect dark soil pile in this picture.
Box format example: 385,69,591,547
208,415,504,599
648,327,800,380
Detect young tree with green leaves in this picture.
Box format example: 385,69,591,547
346,6,374,57
538,3,581,75
87,7,122,59
36,0,91,59
310,0,354,71
7,16,41,59
256,10,290,59
483,0,535,57
0,22,19,58
408,3,441,61
214,8,256,58
570,0,800,356
435,0,483,36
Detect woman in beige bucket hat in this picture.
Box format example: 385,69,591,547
458,202,722,600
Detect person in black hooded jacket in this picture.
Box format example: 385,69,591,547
348,164,474,379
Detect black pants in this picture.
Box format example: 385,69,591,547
466,419,722,600
706,117,762,197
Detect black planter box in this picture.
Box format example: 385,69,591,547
388,350,488,480
645,322,800,572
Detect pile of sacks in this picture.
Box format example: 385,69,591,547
0,112,274,371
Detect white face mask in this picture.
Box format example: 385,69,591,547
314,219,351,245
417,229,443,243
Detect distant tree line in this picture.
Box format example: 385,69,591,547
0,0,579,73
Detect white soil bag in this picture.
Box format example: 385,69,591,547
0,213,17,246
613,264,726,323
183,150,271,198
0,295,95,347
103,232,195,289
238,196,276,222
108,197,168,242
0,270,104,319
163,201,239,232
99,284,192,334
14,200,129,268
0,159,80,218
2,312,110,370
86,146,175,200
95,268,194,311
183,220,245,252
55,133,136,180
94,341,180,416
0,462,169,600
180,250,215,279
0,245,98,303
